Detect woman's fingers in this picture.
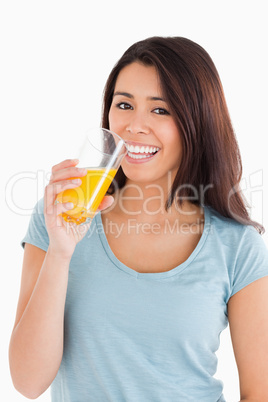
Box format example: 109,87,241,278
45,199,77,228
98,196,114,211
44,179,82,213
54,202,74,217
50,166,87,184
51,159,79,174
49,159,87,184
46,160,115,222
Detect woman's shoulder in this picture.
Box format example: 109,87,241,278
205,204,263,246
21,197,48,251
205,204,267,252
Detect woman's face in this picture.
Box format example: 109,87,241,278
108,62,182,184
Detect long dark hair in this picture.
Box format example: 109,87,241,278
101,36,264,234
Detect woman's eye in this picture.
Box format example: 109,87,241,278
116,102,133,110
153,108,170,115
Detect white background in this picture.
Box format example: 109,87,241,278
1,1,267,401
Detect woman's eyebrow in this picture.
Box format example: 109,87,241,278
113,91,133,99
113,92,166,102
149,96,166,101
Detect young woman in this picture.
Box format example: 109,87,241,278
9,37,268,401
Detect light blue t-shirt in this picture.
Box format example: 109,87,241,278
22,199,268,402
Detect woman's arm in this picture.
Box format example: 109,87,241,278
9,160,85,398
228,276,268,401
9,159,114,399
9,243,71,399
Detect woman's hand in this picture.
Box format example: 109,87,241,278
44,159,114,258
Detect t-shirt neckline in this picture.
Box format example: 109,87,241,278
96,205,211,280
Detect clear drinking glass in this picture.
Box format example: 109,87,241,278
56,128,127,225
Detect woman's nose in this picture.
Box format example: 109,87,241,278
126,111,150,135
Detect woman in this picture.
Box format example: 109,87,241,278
9,37,268,401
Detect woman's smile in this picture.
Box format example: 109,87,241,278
125,141,161,163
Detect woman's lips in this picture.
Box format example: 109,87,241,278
125,149,160,164
123,141,161,164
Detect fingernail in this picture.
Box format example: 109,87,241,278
72,179,81,184
65,202,74,209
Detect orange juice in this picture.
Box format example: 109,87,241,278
57,168,117,224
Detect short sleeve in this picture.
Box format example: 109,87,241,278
230,225,268,297
21,197,49,252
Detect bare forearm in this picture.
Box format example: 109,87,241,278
9,248,71,398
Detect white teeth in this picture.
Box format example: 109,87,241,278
128,153,153,159
126,144,160,154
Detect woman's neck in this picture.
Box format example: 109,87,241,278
111,178,203,224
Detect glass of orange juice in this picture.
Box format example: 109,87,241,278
56,128,127,225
